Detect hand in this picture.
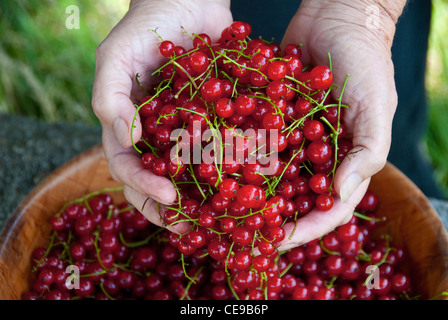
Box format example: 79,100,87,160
276,0,406,251
92,0,232,234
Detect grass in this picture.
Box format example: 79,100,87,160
0,0,447,195
0,0,128,125
425,0,448,196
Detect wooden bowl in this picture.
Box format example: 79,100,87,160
0,144,447,300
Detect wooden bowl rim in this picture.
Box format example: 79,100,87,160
0,144,106,256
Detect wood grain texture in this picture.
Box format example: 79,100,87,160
0,145,123,299
0,144,447,300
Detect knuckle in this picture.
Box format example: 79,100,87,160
370,151,387,172
107,158,124,184
91,95,102,117
94,40,107,64
341,212,354,225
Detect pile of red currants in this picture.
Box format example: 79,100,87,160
22,21,419,300
133,20,354,290
22,188,415,300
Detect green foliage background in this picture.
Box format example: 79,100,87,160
425,0,448,196
0,0,128,124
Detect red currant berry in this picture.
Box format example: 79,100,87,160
309,173,331,195
159,40,174,57
267,60,287,80
303,120,325,141
215,98,235,118
235,94,256,116
307,139,332,164
310,65,333,91
200,78,223,102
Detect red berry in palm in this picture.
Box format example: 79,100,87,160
285,55,303,78
139,95,163,118
307,139,332,164
201,77,223,102
215,98,235,118
309,173,331,194
151,158,168,176
316,193,334,211
262,113,284,130
228,21,252,41
193,33,211,48
189,51,209,74
235,94,256,116
284,43,302,58
266,80,287,100
310,65,333,91
218,178,240,199
267,60,287,80
303,119,325,141
295,195,313,215
159,40,174,57
231,226,254,247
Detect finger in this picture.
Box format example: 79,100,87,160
102,126,178,205
92,49,142,149
333,66,397,203
335,135,388,204
276,178,370,252
123,185,190,235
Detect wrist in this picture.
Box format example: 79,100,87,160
299,0,407,47
129,0,231,10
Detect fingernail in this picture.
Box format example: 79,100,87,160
159,205,190,234
173,222,191,235
113,117,128,147
340,173,363,203
151,195,174,206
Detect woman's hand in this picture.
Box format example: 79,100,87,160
276,0,407,251
92,0,232,234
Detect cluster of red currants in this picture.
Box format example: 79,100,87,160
22,189,415,300
132,20,354,294
22,191,160,300
21,21,417,300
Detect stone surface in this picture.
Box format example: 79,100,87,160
0,113,101,232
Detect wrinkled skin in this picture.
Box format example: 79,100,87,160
92,0,404,248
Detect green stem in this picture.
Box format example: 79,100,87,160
99,281,116,300
118,228,163,248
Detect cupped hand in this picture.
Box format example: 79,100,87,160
92,0,232,234
276,0,405,251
